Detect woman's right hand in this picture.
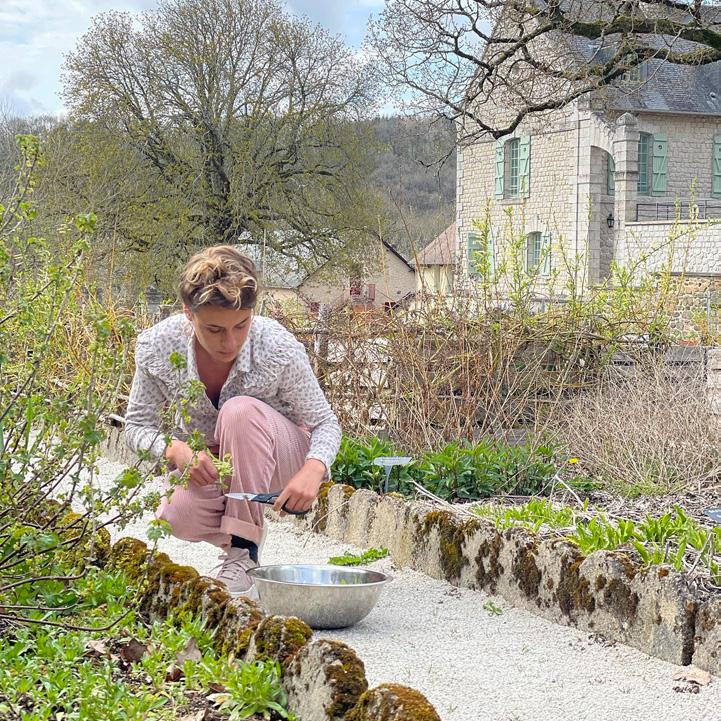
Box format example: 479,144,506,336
165,440,219,486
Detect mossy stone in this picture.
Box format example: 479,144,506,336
346,683,441,721
475,531,504,593
107,537,149,582
420,511,480,584
556,556,595,617
250,616,312,667
602,579,639,622
322,640,368,719
314,481,334,532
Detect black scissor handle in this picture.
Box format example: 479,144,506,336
251,492,308,516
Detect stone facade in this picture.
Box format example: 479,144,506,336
457,102,721,292
263,241,416,314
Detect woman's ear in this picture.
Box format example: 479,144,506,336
183,305,193,322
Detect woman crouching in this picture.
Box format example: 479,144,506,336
124,245,340,596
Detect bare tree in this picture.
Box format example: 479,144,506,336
370,1,721,142
62,0,379,261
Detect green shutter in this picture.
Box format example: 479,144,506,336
495,140,505,199
519,136,531,198
651,133,667,196
542,232,552,276
607,154,615,194
712,135,721,198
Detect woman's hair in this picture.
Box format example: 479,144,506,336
179,245,259,311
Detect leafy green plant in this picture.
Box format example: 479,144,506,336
208,661,292,720
0,566,294,721
482,599,503,616
471,497,720,584
328,547,390,566
331,436,560,502
474,498,578,533
0,134,164,631
332,436,401,492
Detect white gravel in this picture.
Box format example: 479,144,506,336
97,458,721,721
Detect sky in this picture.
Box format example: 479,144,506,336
0,0,385,117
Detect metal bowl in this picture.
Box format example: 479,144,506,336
248,564,391,629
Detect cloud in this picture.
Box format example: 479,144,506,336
284,0,384,45
1,1,385,117
0,1,159,116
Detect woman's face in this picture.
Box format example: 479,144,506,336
184,304,253,364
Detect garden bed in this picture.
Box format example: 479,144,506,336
291,482,721,676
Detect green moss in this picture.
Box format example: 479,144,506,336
315,481,334,532
178,576,214,616
510,532,541,599
202,586,232,629
321,640,368,719
107,538,149,582
346,683,441,721
475,531,504,593
252,616,312,667
556,555,595,617
421,511,480,584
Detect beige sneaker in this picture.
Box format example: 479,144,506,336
214,547,258,597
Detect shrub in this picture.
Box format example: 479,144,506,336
548,356,721,496
0,135,156,629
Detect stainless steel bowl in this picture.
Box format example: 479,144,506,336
248,564,391,629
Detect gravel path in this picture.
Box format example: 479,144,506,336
98,458,721,721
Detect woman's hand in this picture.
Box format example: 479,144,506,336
274,459,326,514
165,440,219,486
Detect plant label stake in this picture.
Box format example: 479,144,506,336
373,456,413,494
704,507,721,525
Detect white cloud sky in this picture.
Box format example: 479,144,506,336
0,0,385,117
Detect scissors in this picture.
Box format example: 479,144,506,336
225,492,309,516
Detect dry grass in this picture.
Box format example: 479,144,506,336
549,357,721,495
272,293,667,454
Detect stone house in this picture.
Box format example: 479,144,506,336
457,34,721,296
413,223,457,296
259,239,416,315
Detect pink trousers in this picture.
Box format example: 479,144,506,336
156,396,311,548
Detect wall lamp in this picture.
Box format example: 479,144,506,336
606,213,615,228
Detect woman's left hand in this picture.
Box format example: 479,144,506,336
274,459,326,514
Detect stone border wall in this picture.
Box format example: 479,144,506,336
100,426,441,720
295,484,720,676
107,536,441,721
101,422,719,677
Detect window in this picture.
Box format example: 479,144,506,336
526,232,551,276
637,133,652,194
638,133,667,196
495,136,531,199
467,231,494,277
620,53,643,85
607,154,615,194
